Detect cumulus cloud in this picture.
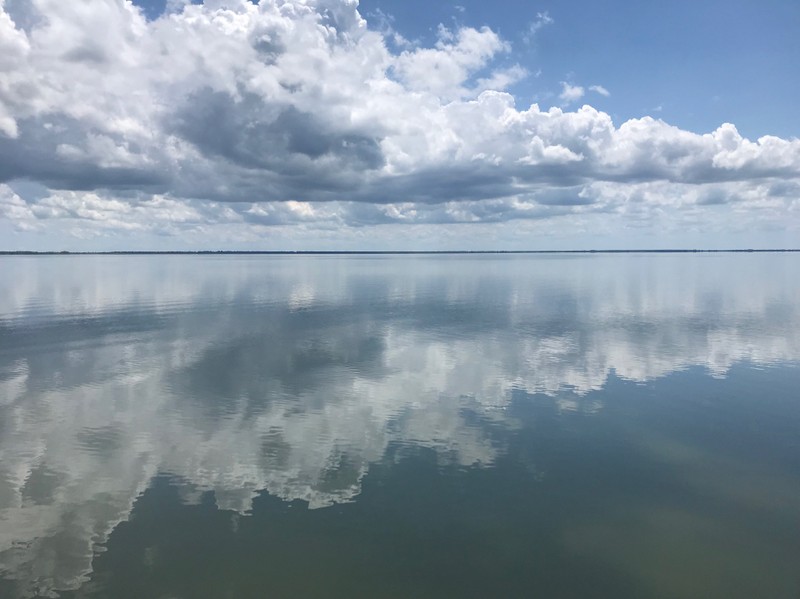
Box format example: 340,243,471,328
392,24,517,100
0,0,798,244
558,82,585,104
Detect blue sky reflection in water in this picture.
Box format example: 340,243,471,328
0,254,799,598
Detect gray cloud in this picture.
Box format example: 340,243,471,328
0,117,171,191
169,89,384,198
0,0,798,242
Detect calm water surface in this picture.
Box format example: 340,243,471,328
0,254,799,598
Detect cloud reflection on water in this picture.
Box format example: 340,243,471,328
0,254,798,597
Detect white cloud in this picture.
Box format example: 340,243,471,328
393,25,511,100
523,10,554,44
559,81,585,104
0,0,798,246
0,184,37,227
589,84,610,97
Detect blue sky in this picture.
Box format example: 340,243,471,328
369,0,800,139
0,0,798,250
133,0,800,139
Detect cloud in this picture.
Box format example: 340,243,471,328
393,24,514,99
523,10,554,44
0,0,798,245
3,172,798,246
589,84,610,97
558,82,585,104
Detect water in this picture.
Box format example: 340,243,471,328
0,253,799,599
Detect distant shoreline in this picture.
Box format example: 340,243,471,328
1,249,799,256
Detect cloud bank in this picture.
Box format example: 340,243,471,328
0,0,798,245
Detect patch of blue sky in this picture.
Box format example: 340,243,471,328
133,0,798,137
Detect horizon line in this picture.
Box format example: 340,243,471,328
1,249,799,256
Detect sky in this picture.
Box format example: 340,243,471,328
0,0,798,250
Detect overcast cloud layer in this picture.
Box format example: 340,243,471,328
0,0,799,248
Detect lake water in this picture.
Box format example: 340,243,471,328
0,253,799,598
